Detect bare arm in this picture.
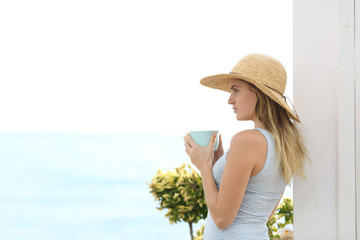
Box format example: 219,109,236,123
185,130,260,229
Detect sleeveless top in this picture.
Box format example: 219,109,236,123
203,128,287,240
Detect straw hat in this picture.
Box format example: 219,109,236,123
200,53,301,122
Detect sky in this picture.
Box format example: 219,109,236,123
0,0,293,135
0,2,294,238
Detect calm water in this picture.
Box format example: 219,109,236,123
0,133,206,240
0,132,292,240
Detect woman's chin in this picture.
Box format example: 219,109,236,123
235,115,251,121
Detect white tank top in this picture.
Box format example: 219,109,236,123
203,128,287,240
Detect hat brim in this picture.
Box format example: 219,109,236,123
200,73,301,122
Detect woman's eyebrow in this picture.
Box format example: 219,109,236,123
230,85,239,90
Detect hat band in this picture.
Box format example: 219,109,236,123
257,83,283,96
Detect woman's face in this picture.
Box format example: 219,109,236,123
228,78,258,121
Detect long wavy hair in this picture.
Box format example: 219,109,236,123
243,80,311,186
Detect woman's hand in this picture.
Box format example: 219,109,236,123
213,134,224,166
184,133,217,173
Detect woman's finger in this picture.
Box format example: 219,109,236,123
208,133,217,150
218,134,223,150
185,133,197,147
183,136,192,148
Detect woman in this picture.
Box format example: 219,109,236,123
183,54,311,239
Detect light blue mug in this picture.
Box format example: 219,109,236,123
189,131,219,151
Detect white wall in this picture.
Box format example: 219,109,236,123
356,0,360,236
293,0,357,239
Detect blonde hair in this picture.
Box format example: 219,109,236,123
243,80,312,186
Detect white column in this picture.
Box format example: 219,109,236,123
355,0,360,237
293,0,356,239
337,0,356,239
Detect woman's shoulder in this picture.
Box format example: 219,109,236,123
229,129,267,154
231,129,267,145
227,129,267,167
228,129,268,164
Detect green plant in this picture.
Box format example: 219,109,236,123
277,198,293,227
193,225,205,240
147,163,207,240
267,198,293,239
267,215,281,239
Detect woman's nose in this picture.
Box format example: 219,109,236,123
228,95,234,105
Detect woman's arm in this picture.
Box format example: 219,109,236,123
185,130,261,229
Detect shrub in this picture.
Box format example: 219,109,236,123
147,163,207,240
267,198,293,239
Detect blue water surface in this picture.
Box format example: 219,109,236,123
0,133,205,240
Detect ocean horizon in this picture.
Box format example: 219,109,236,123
0,132,292,240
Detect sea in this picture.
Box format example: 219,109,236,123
0,132,292,240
